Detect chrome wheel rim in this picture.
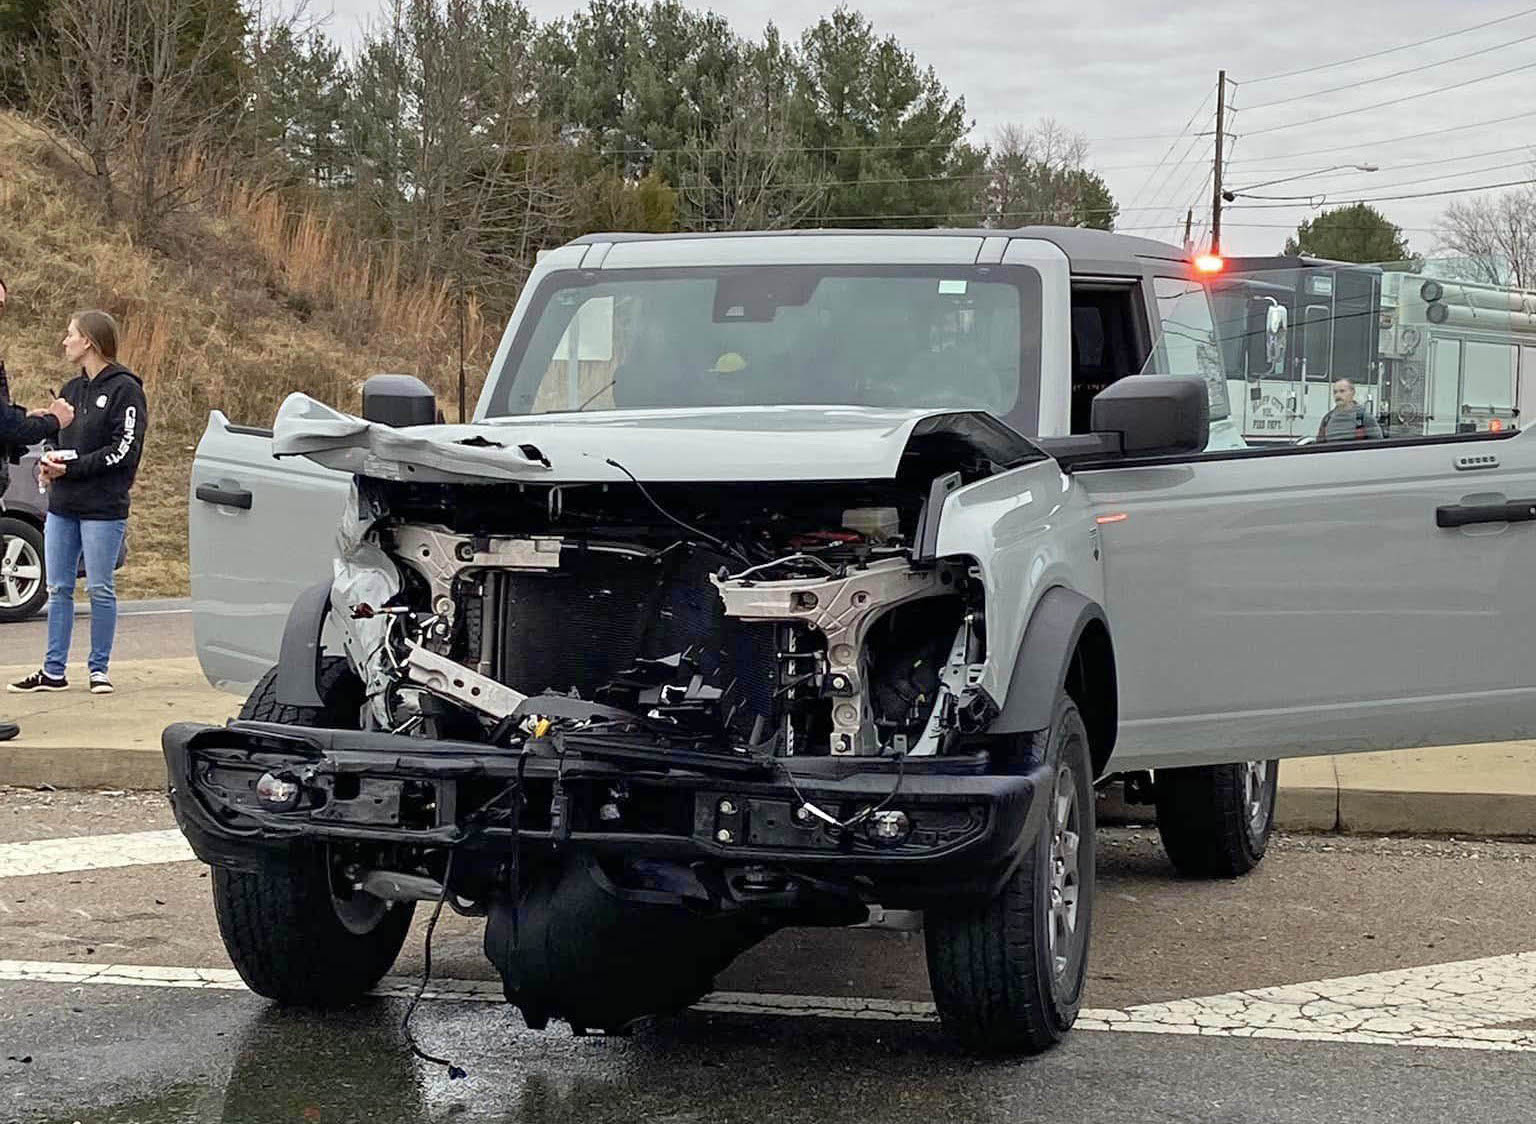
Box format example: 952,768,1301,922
0,534,42,610
1047,760,1083,983
1242,760,1272,841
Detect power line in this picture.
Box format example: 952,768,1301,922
596,139,980,156
1128,128,1210,225
1245,4,1536,84
1243,27,1536,111
1226,175,1536,209
1147,157,1213,238
1237,156,1536,201
1122,87,1216,214
1155,163,1212,242
1225,108,1536,168
1243,58,1536,137
1208,222,1442,232
1230,142,1536,178
1140,83,1228,231
785,199,1203,222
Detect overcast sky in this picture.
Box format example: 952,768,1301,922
320,0,1536,256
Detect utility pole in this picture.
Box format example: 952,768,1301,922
1183,208,1194,254
1210,69,1226,255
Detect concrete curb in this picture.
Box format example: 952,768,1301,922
0,744,166,790
1098,763,1536,841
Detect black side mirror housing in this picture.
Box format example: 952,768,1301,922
362,374,436,427
1090,376,1209,457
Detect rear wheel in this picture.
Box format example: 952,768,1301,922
211,659,414,1006
925,695,1095,1055
0,517,46,623
1154,759,1278,878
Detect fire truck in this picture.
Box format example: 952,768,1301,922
1205,256,1536,444
1377,270,1536,437
1204,255,1380,443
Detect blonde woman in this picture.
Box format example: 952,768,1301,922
9,311,147,695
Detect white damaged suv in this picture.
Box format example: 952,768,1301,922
169,228,1536,1053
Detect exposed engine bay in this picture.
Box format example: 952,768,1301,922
340,471,996,763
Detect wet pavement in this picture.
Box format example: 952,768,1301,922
4,790,1536,1122
7,979,1536,1124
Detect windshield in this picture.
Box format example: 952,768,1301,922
1141,255,1533,449
483,265,1042,433
1146,275,1231,422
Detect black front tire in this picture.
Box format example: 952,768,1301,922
211,659,414,1006
1154,760,1278,878
925,695,1095,1055
0,517,46,623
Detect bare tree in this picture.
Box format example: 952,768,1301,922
980,118,1116,230
676,97,826,230
25,0,247,232
23,0,139,214
1439,182,1536,289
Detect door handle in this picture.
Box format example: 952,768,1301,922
1435,499,1536,528
195,483,253,510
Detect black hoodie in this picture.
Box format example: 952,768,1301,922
48,363,148,521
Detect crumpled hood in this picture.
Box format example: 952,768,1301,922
272,394,1037,483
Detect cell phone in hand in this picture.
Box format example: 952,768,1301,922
37,448,77,493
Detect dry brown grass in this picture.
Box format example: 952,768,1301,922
0,112,497,599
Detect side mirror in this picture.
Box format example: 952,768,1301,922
1090,376,1209,457
1265,302,1288,374
362,374,436,427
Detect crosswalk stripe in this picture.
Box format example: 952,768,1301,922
0,829,194,879
4,954,1536,1051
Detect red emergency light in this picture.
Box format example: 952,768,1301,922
1193,254,1225,274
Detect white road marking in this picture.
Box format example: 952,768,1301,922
4,953,1536,1051
0,830,194,878
1077,951,1536,1052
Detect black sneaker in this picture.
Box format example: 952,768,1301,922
8,671,67,693
0,720,17,741
89,672,113,695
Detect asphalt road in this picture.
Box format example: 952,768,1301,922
0,599,192,665
4,790,1536,1123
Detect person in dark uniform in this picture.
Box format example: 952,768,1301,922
0,276,76,739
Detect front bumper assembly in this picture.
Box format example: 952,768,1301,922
163,720,1049,907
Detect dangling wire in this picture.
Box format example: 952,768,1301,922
400,851,467,1080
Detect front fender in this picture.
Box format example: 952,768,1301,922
932,461,1103,710
990,586,1113,740
275,580,331,709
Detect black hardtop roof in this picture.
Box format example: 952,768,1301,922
565,226,1189,271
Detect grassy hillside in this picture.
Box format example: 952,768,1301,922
0,113,497,598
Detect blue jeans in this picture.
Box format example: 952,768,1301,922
44,514,127,678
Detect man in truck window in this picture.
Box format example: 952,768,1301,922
1316,378,1383,442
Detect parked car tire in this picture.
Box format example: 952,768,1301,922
924,694,1095,1055
211,658,415,1006
0,516,47,623
1153,760,1278,878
